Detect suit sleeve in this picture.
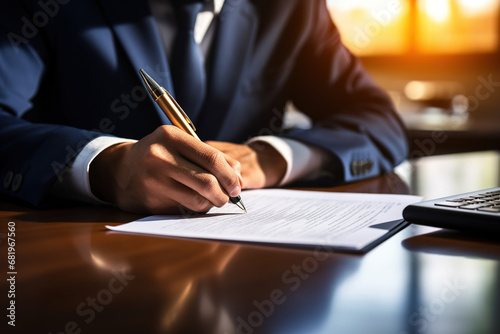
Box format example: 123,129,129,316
0,2,104,207
284,0,409,184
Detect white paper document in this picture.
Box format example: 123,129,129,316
106,189,422,251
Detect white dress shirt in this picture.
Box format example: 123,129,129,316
50,0,328,204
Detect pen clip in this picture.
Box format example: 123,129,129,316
165,90,197,132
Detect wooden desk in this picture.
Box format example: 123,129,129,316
1,151,500,334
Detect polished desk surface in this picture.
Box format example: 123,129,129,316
2,151,500,334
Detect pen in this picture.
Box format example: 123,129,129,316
139,69,247,213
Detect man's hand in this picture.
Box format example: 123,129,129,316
89,126,243,214
205,141,287,189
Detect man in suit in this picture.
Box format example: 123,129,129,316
0,0,408,214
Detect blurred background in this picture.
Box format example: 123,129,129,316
322,0,500,156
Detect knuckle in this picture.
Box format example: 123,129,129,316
212,195,228,208
231,159,241,172
191,194,211,212
201,174,219,195
143,145,158,161
157,125,177,139
204,150,224,167
144,143,171,166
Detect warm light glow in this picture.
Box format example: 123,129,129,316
417,0,499,54
162,281,193,328
327,0,408,55
405,81,428,101
90,253,108,269
328,0,403,20
421,0,450,23
458,0,497,15
327,0,499,56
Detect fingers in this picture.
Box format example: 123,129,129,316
220,152,244,188
160,126,243,198
184,147,242,197
149,180,215,214
204,141,245,188
116,175,214,215
128,126,244,213
93,126,246,214
167,158,233,208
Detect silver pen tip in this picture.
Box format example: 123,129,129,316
237,200,247,213
230,196,247,213
139,69,161,95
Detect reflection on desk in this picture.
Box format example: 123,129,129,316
0,151,499,334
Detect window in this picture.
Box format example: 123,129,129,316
327,0,500,56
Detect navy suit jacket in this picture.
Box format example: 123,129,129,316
0,0,408,206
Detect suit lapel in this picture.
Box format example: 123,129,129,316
196,0,258,139
96,0,174,125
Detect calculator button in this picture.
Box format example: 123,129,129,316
477,207,500,213
435,202,464,207
446,198,467,202
459,204,492,210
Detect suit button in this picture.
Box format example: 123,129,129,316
350,161,357,176
351,159,374,176
366,160,374,173
11,174,23,192
4,171,13,189
351,161,363,176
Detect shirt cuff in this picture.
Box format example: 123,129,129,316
245,136,327,186
49,136,137,204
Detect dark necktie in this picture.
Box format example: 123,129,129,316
172,0,206,118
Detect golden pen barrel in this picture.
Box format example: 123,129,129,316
155,92,200,140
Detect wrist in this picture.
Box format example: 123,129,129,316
89,142,131,203
248,141,287,187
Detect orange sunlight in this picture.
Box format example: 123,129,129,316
327,0,499,56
